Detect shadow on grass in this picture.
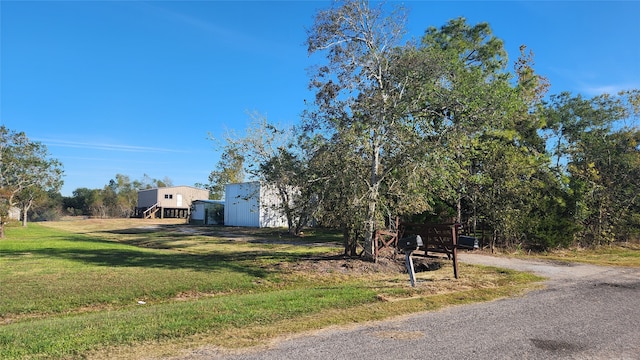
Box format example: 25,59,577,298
103,224,343,249
102,226,206,250
1,225,317,279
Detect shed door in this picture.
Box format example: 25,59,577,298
177,194,183,207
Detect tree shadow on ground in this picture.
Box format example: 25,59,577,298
2,225,318,279
101,224,343,251
89,224,204,249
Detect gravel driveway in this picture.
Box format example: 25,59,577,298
180,254,640,360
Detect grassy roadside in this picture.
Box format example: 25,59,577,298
503,242,640,267
1,219,542,359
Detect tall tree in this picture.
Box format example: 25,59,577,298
420,17,514,223
542,90,640,245
306,0,416,260
305,3,543,258
416,18,559,251
0,126,63,235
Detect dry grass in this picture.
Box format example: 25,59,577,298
45,217,188,232
500,242,640,267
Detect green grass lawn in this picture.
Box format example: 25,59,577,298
0,219,542,359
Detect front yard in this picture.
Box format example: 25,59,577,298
1,219,542,359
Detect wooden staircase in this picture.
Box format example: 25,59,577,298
143,203,160,219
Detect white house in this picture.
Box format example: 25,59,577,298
224,182,287,228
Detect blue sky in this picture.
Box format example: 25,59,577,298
2,1,639,196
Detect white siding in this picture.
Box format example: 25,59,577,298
192,202,206,221
224,182,287,228
225,182,260,227
259,184,288,228
190,200,224,225
8,207,20,220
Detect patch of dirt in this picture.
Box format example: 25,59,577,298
41,218,447,276
277,254,444,275
164,222,446,275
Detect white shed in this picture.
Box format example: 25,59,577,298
8,206,20,220
224,182,287,228
190,200,224,225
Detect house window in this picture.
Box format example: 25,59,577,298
164,194,173,199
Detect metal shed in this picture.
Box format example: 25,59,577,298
224,182,287,228
190,200,224,225
8,207,20,220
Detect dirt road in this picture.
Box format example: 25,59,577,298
181,254,640,360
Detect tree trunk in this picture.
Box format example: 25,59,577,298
22,202,30,227
363,198,377,260
343,227,358,257
456,192,462,224
491,229,497,254
363,139,381,261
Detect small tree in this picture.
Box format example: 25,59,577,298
213,114,317,235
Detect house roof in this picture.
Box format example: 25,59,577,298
137,186,207,193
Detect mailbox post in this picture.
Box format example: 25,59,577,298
398,235,423,287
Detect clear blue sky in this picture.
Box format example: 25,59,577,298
2,1,639,196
